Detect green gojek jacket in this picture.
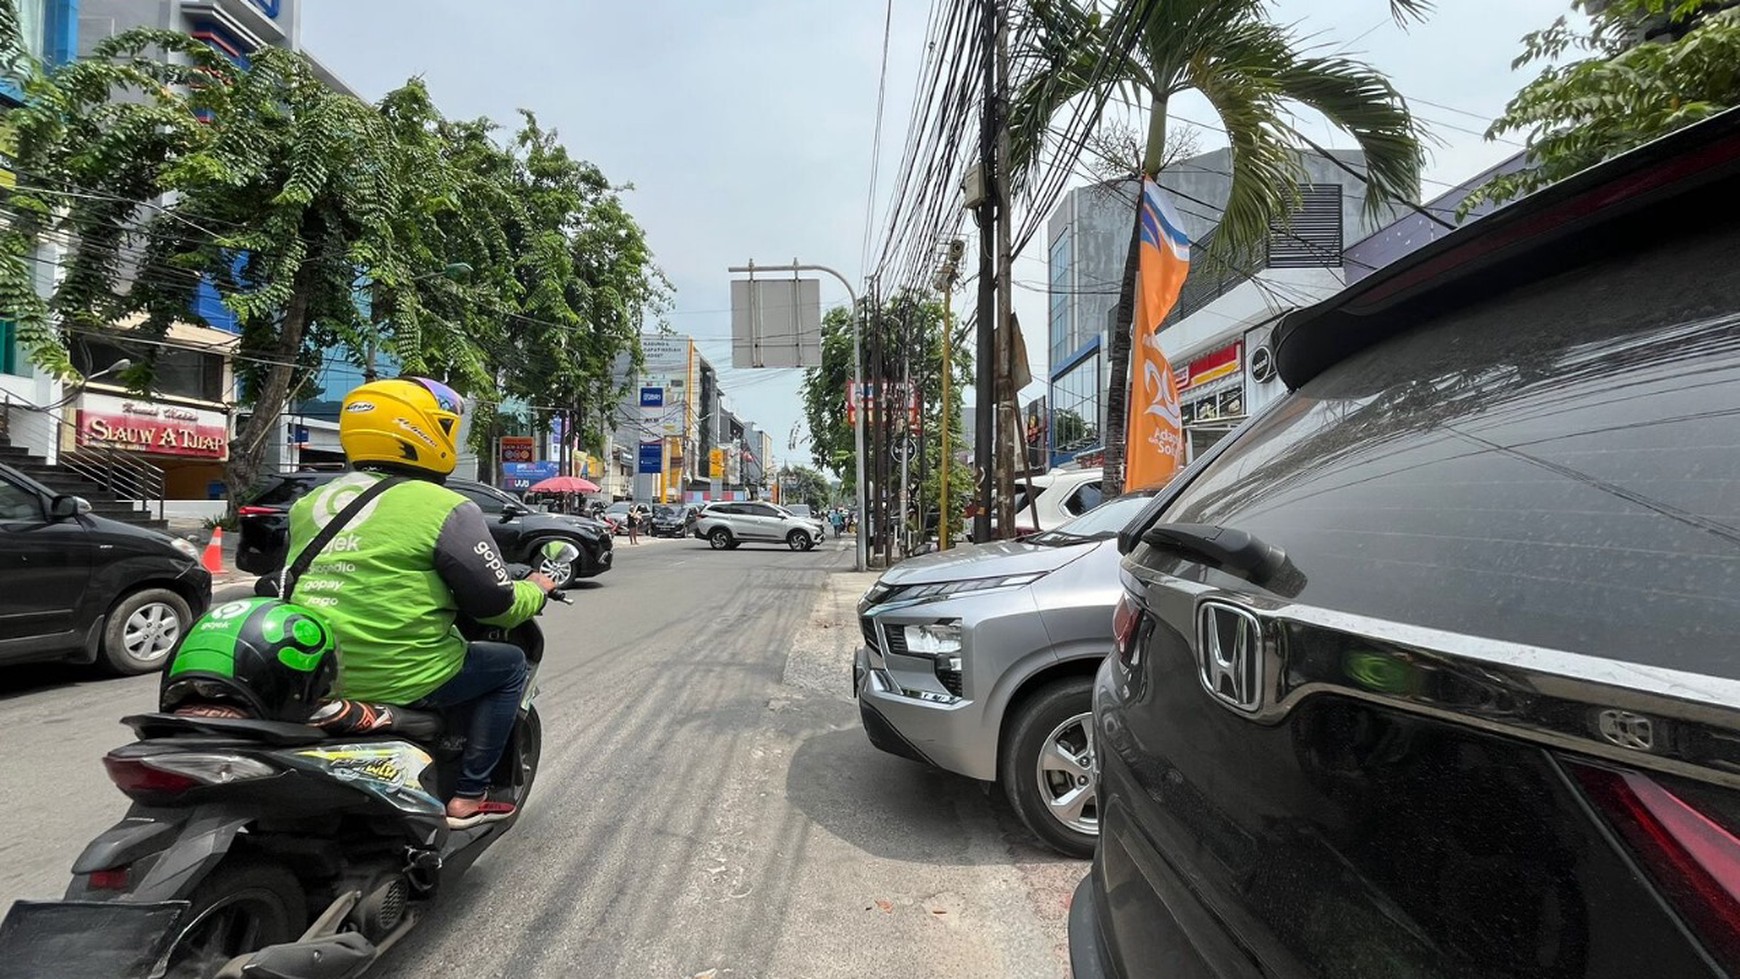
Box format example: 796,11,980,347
284,470,546,704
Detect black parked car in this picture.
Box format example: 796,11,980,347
237,471,613,584
1073,111,1740,978
649,503,696,538
0,462,211,675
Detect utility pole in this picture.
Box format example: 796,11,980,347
897,301,912,557
937,239,963,550
994,9,1017,538
972,0,998,545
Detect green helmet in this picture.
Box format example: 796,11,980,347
159,598,339,723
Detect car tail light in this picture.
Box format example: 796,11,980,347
1570,761,1740,970
86,867,130,890
1113,591,1143,668
103,751,275,800
237,505,277,517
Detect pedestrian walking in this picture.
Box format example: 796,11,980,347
626,504,641,545
830,508,845,539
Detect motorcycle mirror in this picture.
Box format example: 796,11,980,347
540,540,582,565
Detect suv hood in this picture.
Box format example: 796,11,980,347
878,538,1096,586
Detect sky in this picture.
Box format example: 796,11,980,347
301,0,1571,473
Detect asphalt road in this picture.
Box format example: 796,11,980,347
0,535,1081,978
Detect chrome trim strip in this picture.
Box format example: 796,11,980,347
1121,560,1740,789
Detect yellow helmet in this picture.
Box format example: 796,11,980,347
338,377,466,477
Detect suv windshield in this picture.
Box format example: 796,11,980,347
1030,493,1154,545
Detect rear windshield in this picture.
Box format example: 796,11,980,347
1148,226,1740,676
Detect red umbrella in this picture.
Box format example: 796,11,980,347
528,475,600,494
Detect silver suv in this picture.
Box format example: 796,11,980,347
693,501,826,551
855,491,1153,856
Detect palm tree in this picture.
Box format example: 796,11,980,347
1010,0,1424,492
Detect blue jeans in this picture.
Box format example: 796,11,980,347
418,642,527,799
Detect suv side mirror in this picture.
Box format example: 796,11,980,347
49,495,90,520
501,501,530,519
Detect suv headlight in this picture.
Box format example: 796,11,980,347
904,621,961,655
171,537,202,562
899,571,1048,603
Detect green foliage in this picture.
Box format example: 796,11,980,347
781,465,832,511
1474,0,1740,207
800,291,970,526
0,5,667,498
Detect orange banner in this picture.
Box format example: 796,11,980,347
1125,178,1190,490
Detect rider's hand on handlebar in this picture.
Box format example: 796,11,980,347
527,572,559,594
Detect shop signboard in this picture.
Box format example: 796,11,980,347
501,461,560,492
498,436,536,465
77,393,228,459
638,441,664,474
1178,341,1243,391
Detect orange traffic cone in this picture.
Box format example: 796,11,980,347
202,527,225,575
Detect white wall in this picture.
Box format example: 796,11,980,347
1158,266,1347,366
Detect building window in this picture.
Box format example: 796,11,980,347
73,336,225,403
0,320,23,376
1049,230,1071,367
1266,184,1343,268
15,0,45,64
291,346,400,422
1049,352,1101,461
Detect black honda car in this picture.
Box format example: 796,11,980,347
237,471,612,584
1073,110,1740,977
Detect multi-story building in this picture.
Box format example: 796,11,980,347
1045,149,1402,467
1,0,84,451
610,334,723,502
65,0,382,497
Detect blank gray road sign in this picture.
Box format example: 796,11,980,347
731,277,822,369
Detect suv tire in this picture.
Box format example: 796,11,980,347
787,529,812,551
102,588,193,676
1001,677,1097,858
708,527,735,550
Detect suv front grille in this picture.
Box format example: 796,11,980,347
882,626,908,656
861,617,879,651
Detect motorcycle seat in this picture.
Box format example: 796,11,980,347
123,712,328,745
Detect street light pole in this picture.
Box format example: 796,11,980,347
727,261,868,573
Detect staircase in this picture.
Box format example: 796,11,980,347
0,442,170,530
0,394,169,531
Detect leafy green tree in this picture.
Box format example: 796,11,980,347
0,11,665,501
800,291,971,531
0,28,487,501
781,464,832,511
1010,0,1423,492
1475,0,1740,207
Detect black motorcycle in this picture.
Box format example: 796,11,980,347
0,542,580,979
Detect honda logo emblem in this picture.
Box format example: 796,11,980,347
1197,601,1264,712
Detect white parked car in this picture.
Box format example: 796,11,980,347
965,468,1104,541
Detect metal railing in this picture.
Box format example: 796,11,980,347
0,392,166,519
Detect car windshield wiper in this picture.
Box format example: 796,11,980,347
1139,522,1307,597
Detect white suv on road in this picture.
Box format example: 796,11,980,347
693,501,827,551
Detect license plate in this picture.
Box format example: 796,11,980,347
0,900,188,979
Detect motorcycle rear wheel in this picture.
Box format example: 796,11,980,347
162,859,304,979
515,704,544,804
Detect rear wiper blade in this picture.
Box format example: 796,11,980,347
1139,523,1307,597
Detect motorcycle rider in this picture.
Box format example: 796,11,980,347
285,376,555,828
